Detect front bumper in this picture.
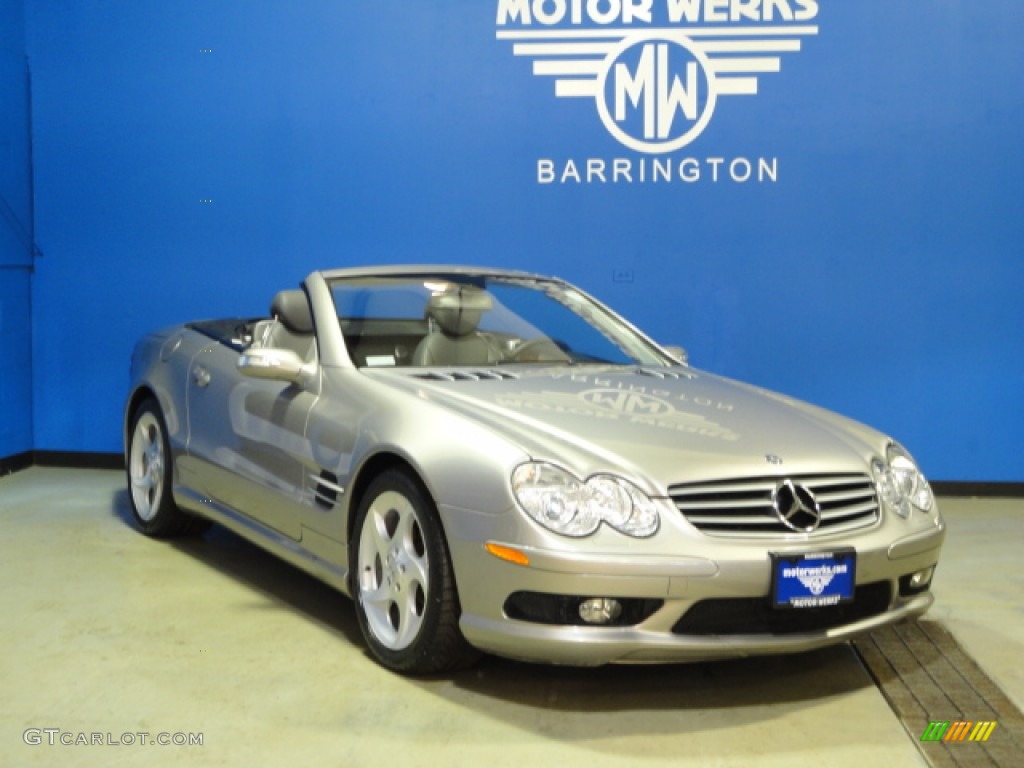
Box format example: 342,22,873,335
447,511,945,666
461,592,935,665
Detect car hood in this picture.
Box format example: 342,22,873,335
365,366,888,492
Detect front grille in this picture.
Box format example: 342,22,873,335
672,581,892,636
669,473,879,538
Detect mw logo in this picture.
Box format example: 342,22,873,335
496,4,820,156
920,720,997,743
598,36,716,153
581,389,674,416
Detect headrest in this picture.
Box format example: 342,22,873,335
270,290,314,334
426,288,493,337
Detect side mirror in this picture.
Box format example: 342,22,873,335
238,347,316,385
663,345,688,365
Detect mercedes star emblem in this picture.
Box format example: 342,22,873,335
772,479,822,533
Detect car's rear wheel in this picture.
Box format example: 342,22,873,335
127,398,209,537
351,469,477,674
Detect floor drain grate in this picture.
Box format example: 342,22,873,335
853,620,1024,768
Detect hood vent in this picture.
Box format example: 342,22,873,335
636,367,697,380
413,369,520,382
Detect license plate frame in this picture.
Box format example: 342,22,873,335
770,549,857,609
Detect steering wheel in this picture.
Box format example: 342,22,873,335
510,338,571,363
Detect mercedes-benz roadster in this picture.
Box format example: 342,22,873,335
124,266,944,674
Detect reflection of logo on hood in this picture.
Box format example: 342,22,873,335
581,389,673,416
493,388,740,441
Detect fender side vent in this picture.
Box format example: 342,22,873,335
312,470,343,510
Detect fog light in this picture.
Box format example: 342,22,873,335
578,598,622,625
900,565,936,596
910,566,935,589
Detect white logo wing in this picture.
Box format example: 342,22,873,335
797,571,835,596
496,25,819,101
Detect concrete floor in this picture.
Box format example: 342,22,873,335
0,468,1019,768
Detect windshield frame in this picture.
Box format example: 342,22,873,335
326,271,678,370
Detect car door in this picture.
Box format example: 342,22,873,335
186,339,317,540
291,369,368,562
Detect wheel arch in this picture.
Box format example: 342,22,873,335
345,449,480,672
123,386,158,461
345,451,434,546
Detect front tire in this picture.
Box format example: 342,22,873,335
351,469,477,674
126,398,208,537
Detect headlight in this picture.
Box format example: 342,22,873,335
511,462,660,538
871,443,934,518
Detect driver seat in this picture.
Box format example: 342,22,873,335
412,288,498,367
257,289,316,361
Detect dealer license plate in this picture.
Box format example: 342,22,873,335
771,550,856,609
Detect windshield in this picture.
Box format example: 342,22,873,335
328,274,673,369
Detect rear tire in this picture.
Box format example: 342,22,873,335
351,469,478,674
126,398,209,537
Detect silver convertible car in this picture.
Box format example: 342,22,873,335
125,266,945,674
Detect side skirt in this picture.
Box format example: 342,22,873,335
174,485,352,597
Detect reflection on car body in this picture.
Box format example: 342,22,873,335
124,266,944,674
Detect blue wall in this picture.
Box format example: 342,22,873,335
23,1,1024,480
0,0,33,459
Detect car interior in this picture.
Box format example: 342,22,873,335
189,284,575,370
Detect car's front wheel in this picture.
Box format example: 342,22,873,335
351,469,477,674
126,398,208,537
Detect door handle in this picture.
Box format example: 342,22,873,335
192,366,211,388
